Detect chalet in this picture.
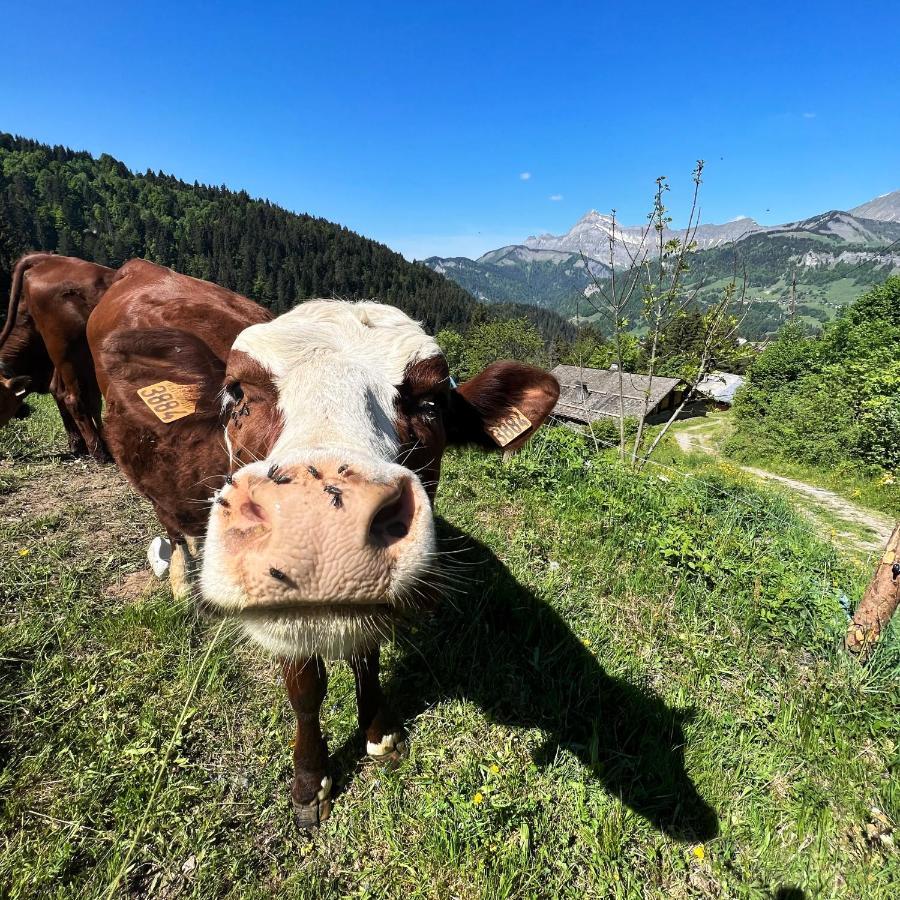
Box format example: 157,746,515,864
550,364,685,425
696,371,745,408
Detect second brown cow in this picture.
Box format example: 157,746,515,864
0,252,116,459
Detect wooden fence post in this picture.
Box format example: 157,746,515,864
845,523,900,659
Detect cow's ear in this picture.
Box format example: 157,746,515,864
447,361,559,452
100,328,226,426
8,375,31,397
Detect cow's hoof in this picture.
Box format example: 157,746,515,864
367,732,408,766
147,536,172,578
292,776,333,829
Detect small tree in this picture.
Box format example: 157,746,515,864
435,328,466,377
460,318,545,379
578,162,747,465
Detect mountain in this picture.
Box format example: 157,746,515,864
0,133,573,342
850,189,900,223
427,245,610,310
523,210,766,269
425,191,900,339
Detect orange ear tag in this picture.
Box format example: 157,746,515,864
137,381,200,423
486,406,532,447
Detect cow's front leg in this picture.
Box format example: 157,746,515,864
283,656,332,827
351,648,407,763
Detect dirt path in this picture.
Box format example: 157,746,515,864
674,420,893,554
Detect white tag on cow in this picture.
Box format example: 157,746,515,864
137,380,200,423
486,406,532,447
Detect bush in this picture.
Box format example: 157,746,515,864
732,277,900,475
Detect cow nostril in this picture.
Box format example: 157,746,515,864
240,498,267,524
386,521,408,539
368,478,416,548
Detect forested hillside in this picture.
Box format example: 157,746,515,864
728,276,900,477
0,134,571,340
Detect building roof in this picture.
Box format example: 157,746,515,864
696,371,744,404
550,365,682,423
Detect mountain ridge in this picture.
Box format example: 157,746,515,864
425,189,900,338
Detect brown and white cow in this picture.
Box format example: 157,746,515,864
0,252,116,460
88,258,559,826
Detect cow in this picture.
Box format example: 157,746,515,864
87,259,559,826
0,252,117,460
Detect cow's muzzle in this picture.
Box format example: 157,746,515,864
200,453,434,622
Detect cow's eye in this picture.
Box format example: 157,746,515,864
415,397,440,419
225,381,244,403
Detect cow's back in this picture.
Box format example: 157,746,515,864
89,260,271,393
1,254,115,385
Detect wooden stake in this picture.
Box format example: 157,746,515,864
845,523,900,659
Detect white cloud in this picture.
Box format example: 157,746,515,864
802,112,816,119
519,171,532,181
549,194,563,201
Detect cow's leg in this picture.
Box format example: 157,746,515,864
283,657,332,828
57,363,111,463
351,648,407,763
50,372,88,457
169,535,194,601
168,536,202,603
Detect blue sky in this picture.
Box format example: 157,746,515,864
2,0,898,259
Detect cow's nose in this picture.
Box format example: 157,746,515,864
211,458,425,606
366,476,417,546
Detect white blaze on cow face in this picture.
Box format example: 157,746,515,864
235,300,440,460
200,300,444,660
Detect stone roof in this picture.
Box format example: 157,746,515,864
550,364,682,423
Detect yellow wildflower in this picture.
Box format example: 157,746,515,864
489,764,500,775
473,792,484,805
18,548,29,557
692,844,705,861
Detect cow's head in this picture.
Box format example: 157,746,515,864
200,301,558,658
0,364,31,425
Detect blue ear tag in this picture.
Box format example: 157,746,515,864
449,375,459,389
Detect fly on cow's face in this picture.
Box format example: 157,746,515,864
267,463,291,485
324,484,343,507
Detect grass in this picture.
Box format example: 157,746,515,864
666,410,900,520
657,414,893,558
1,397,899,898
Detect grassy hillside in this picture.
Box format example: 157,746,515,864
0,134,571,341
1,399,898,898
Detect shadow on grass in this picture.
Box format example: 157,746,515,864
332,517,718,842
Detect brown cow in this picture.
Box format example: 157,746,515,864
0,252,116,460
88,259,559,826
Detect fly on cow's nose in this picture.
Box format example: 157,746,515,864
267,463,291,485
